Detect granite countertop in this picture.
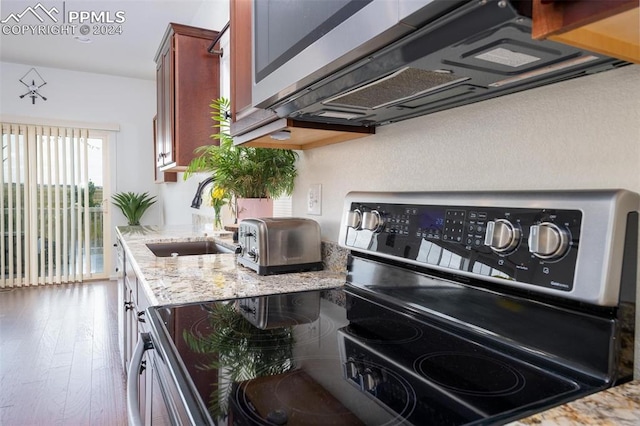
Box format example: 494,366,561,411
508,380,640,425
115,225,346,307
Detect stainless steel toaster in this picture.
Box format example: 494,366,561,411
237,217,323,275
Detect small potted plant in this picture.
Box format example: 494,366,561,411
112,191,157,225
184,97,298,220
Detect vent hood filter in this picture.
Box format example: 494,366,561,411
324,67,469,110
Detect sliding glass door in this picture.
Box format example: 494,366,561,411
1,123,111,287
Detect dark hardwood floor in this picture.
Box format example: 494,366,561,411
0,280,127,425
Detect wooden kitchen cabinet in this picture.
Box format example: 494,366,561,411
154,23,220,172
229,0,375,149
532,0,639,64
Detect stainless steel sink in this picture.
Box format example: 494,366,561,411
146,241,237,257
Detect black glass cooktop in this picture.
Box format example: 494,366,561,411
147,284,601,426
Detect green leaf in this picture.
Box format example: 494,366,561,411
112,191,157,225
183,97,298,199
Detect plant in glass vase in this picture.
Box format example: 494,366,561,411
210,185,230,230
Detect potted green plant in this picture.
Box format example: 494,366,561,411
184,97,298,219
112,191,157,225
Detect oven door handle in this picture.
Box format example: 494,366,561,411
127,332,153,426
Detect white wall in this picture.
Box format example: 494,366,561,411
0,61,158,226
293,65,640,242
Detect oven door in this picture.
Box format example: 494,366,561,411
127,316,214,425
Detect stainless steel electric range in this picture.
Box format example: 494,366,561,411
134,190,638,425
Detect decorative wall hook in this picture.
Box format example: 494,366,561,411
19,68,47,104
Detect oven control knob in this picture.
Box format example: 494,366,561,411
361,210,384,232
345,358,360,380
528,222,570,260
346,209,362,229
484,219,520,254
361,367,382,392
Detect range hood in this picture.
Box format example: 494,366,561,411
266,0,628,128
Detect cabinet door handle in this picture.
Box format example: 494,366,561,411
137,311,146,323
127,333,153,426
124,301,134,311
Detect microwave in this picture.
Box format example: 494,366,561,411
250,0,626,128
251,0,457,109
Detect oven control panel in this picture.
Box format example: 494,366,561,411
344,201,581,292
338,190,640,306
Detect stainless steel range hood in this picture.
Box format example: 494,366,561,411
268,0,628,128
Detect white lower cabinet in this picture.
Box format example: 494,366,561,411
117,236,159,425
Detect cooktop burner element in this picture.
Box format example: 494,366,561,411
414,352,526,396
345,318,423,345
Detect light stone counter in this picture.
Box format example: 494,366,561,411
116,225,347,307
508,380,640,425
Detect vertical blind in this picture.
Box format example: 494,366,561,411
1,123,92,288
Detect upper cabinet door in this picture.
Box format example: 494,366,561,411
154,23,221,172
156,39,173,168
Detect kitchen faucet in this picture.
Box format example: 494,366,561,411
190,176,215,209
